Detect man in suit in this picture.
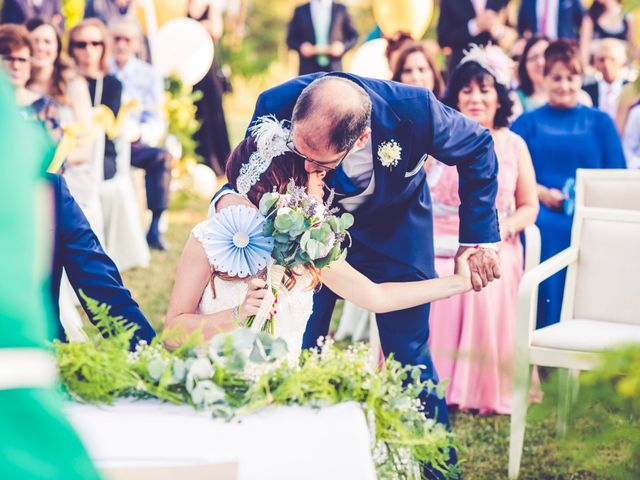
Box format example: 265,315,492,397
286,0,359,75
518,0,584,40
1,0,62,30
583,38,629,121
51,173,156,349
220,73,502,477
438,0,510,72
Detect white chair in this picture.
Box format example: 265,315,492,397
100,135,150,272
575,168,640,211
508,207,640,479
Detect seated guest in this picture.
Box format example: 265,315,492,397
50,173,155,348
108,18,172,250
583,38,628,121
512,40,626,329
580,0,636,66
0,24,61,141
515,35,550,113
1,0,62,30
518,0,584,40
25,19,99,232
622,102,640,169
390,40,445,99
428,45,541,415
437,0,510,72
67,19,121,182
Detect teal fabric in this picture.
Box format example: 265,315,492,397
0,73,101,479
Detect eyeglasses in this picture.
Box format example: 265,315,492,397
71,40,105,50
1,54,30,66
285,129,354,171
113,35,132,44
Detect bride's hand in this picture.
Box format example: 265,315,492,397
453,247,477,292
240,279,267,318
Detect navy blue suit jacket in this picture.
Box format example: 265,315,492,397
245,72,500,279
518,0,584,39
50,174,155,347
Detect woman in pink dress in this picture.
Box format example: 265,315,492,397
428,46,541,415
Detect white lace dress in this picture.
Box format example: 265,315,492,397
190,195,314,359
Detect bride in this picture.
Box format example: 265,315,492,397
165,117,477,356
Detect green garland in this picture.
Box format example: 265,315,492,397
55,295,456,479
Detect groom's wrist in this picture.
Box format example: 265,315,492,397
459,242,498,251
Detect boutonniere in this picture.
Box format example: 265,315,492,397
377,140,402,170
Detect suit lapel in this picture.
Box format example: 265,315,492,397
362,89,414,216
302,3,314,38
329,2,339,41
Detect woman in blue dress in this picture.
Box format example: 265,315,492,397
512,40,626,328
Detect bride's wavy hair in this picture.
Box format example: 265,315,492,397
217,136,321,291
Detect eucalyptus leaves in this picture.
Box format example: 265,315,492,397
259,181,354,270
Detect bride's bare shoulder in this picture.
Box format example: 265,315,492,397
213,193,255,214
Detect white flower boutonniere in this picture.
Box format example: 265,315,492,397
378,140,402,170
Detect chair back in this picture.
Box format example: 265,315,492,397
564,208,640,326
575,169,640,211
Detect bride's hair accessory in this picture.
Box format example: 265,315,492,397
204,205,274,277
236,115,291,197
459,44,514,87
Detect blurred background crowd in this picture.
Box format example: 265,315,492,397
1,0,640,419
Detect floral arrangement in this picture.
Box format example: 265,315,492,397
164,75,203,166
241,181,354,333
55,295,456,480
259,180,354,270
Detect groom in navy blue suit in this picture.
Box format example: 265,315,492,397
237,73,501,476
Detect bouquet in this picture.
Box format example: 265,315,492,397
246,181,354,334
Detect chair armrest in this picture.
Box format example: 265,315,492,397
523,224,541,272
515,247,579,349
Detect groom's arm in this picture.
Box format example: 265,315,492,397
425,90,500,245
424,91,501,291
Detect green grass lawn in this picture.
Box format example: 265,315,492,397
119,192,624,480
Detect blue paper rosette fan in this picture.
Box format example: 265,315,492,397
203,205,274,278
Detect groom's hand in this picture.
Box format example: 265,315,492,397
455,246,501,292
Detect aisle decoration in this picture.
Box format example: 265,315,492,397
55,296,455,480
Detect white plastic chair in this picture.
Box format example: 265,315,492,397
508,207,640,479
100,135,150,272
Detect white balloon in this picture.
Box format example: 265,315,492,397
189,163,220,199
348,39,391,80
155,18,214,86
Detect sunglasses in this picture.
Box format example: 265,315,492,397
1,54,30,66
72,40,104,50
285,129,354,171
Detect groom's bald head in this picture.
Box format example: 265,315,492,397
292,76,372,154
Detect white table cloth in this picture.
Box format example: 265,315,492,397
66,400,377,480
